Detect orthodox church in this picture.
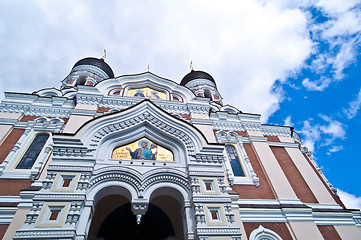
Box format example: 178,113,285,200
0,57,360,240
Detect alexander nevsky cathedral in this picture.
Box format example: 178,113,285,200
0,57,360,240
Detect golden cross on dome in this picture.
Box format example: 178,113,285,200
190,60,194,71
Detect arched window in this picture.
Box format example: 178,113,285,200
112,137,173,161
16,134,49,169
249,225,283,240
76,76,87,86
204,89,212,98
225,145,245,177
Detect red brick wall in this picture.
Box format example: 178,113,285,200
20,115,68,123
0,224,9,239
0,179,32,196
235,131,247,137
266,136,280,142
271,146,318,203
232,143,276,199
0,129,24,164
243,222,293,239
97,107,111,113
180,114,191,120
317,225,342,240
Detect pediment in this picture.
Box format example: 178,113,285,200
94,72,196,103
54,100,224,160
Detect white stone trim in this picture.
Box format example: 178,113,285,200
249,225,282,240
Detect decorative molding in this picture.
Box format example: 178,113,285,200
89,111,197,155
193,197,232,203
249,225,282,240
33,194,85,201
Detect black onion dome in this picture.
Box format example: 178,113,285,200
180,70,216,86
72,57,114,78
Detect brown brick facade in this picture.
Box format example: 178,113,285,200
271,146,318,203
317,225,342,240
243,222,293,240
0,129,24,164
232,143,276,199
20,115,68,123
0,179,32,196
0,224,9,239
97,107,112,113
265,136,280,142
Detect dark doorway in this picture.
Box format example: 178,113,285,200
97,203,175,240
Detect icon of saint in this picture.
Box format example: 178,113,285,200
149,91,160,99
126,139,157,160
134,90,145,97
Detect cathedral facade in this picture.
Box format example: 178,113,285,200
0,57,360,239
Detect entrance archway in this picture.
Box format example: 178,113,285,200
97,203,175,240
87,194,184,240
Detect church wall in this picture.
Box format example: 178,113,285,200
2,208,29,240
334,225,361,240
0,129,25,164
232,143,276,199
0,224,9,240
248,132,297,200
0,125,13,145
288,221,324,239
278,136,337,205
317,225,342,240
243,222,293,239
0,62,359,239
0,179,32,196
301,152,345,207
62,115,93,133
271,146,318,203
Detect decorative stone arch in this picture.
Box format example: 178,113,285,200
95,72,197,103
249,225,283,240
67,100,220,162
84,181,137,238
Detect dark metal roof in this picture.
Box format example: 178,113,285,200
72,57,114,78
180,70,216,86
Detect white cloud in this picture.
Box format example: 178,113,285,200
0,0,360,122
344,88,361,119
302,77,331,91
337,189,361,210
300,120,321,152
302,0,361,91
327,145,343,155
319,114,346,142
300,115,346,152
0,0,313,122
284,115,292,126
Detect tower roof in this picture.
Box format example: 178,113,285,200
72,57,114,78
180,70,216,87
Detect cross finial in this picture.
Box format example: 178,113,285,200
101,49,107,60
190,61,194,71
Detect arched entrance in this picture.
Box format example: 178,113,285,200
87,186,185,240
97,203,175,240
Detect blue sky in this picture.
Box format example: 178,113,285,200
0,0,360,208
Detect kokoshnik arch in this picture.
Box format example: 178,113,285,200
0,57,360,240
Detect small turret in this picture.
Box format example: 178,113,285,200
180,70,222,104
61,57,114,89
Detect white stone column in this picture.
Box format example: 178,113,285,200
183,200,196,240
76,200,94,240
